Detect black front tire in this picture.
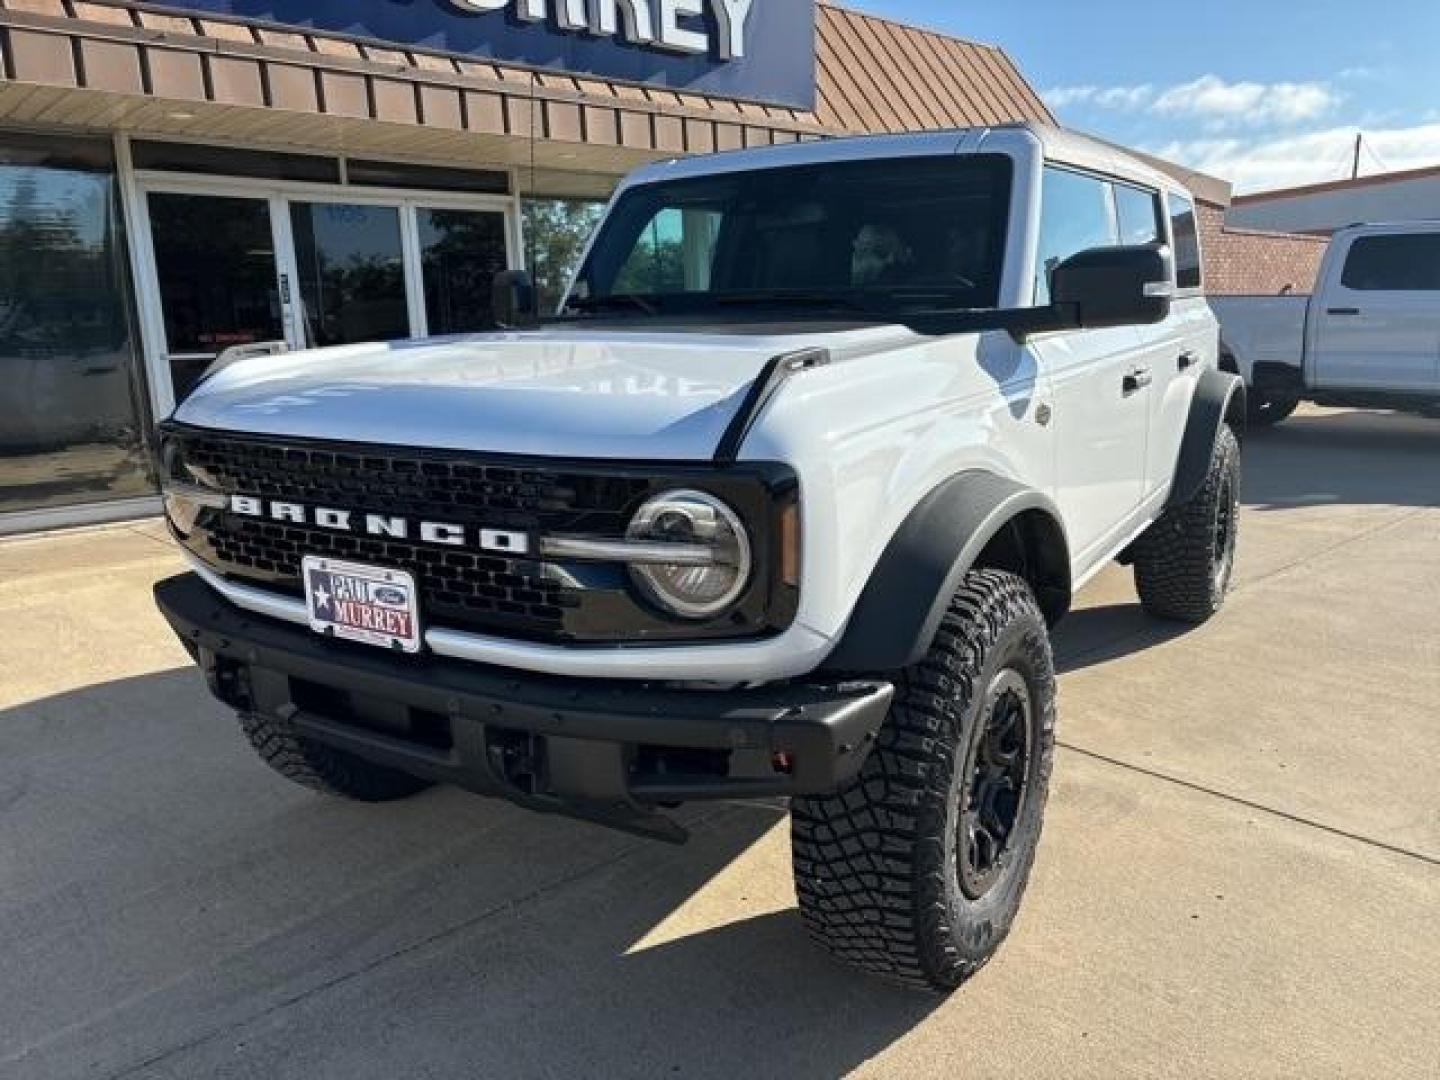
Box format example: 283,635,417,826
791,570,1056,992
239,710,432,802
1133,423,1241,622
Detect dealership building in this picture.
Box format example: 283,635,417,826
2,0,1220,534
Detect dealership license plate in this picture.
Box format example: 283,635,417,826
301,556,422,654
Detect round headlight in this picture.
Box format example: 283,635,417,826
627,490,751,619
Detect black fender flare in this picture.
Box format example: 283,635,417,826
821,471,1071,674
1168,369,1246,509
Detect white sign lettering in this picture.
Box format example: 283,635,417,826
445,0,754,58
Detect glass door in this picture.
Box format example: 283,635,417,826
145,191,287,402
288,200,410,348
136,178,516,414
415,207,511,335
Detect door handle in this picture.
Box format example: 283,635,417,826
1327,307,1361,316
1178,350,1199,371
1123,367,1153,394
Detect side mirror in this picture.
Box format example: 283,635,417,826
491,269,539,329
1050,244,1173,329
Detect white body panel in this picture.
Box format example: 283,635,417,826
1309,225,1440,391
1210,295,1308,383
1212,222,1440,394
1036,325,1147,565
1142,296,1216,494
172,124,1219,682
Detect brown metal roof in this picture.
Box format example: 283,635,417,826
814,3,1054,133
0,0,1053,189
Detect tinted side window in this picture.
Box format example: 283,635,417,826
1034,167,1117,304
1115,183,1163,245
1167,193,1203,289
1340,234,1440,291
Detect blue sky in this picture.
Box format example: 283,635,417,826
854,0,1440,193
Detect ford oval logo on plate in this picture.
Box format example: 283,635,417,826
374,586,408,607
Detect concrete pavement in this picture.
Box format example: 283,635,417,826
1,405,1437,1079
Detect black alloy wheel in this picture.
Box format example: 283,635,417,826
958,669,1033,901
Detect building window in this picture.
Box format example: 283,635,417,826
131,140,341,184
0,132,150,516
1167,192,1203,290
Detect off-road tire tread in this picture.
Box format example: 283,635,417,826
791,570,1055,992
239,710,431,802
1133,423,1241,622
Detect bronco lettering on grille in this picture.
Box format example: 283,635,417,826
229,495,529,555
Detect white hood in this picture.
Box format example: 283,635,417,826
172,325,916,459
174,329,799,460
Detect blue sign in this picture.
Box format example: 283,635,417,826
166,1,817,110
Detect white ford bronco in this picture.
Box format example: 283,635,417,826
154,124,1244,991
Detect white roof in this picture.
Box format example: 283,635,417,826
625,122,1191,200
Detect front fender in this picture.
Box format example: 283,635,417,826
820,471,1070,673
1168,369,1246,509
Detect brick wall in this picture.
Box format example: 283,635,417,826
1198,202,1330,296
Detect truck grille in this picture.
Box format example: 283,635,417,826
171,431,651,641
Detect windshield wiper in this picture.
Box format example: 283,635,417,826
566,293,659,317
707,290,891,316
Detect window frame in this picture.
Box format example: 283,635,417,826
1165,190,1205,295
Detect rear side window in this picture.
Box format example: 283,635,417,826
1114,183,1163,245
1340,234,1440,291
1034,167,1117,305
1167,193,1203,290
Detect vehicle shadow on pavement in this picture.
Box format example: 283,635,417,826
1051,602,1193,675
0,668,941,1079
1243,409,1440,511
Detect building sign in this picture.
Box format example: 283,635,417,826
167,0,817,109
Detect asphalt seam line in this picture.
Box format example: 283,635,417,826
1058,741,1440,868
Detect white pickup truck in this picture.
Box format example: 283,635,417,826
1212,221,1440,424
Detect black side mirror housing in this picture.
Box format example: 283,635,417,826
491,269,540,329
1050,244,1173,330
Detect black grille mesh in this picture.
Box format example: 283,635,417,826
176,432,651,641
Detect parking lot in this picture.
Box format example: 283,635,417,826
1,404,1437,1079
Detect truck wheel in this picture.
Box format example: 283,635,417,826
239,710,432,802
792,570,1056,992
1247,389,1299,426
1133,423,1241,622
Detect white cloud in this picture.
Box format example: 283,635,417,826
1046,74,1343,129
1148,121,1440,193
1152,75,1342,126
1044,83,1153,111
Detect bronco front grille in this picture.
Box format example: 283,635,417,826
170,430,650,641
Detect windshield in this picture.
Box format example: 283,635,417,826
568,154,1013,317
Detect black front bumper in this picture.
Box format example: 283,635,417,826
154,573,892,842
